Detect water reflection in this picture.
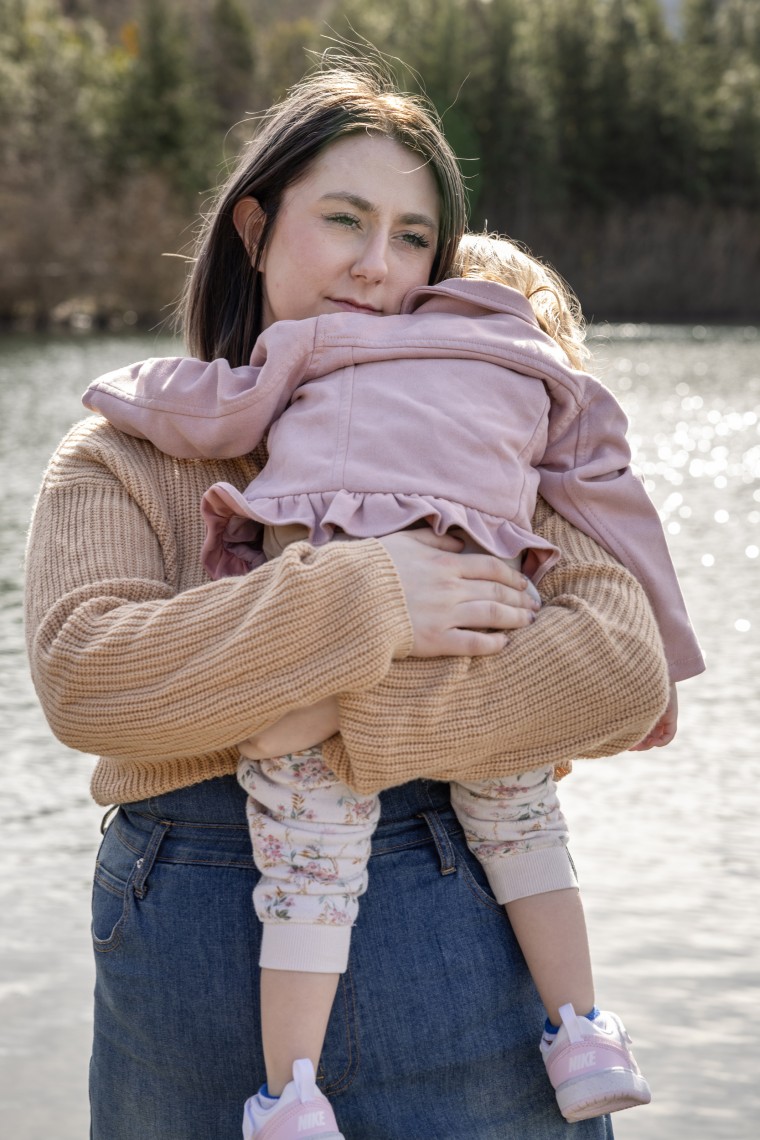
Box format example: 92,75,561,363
0,328,758,1138
561,324,760,1140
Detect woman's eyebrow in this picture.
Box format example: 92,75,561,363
319,191,438,231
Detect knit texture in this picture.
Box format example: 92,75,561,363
324,500,671,794
25,417,670,806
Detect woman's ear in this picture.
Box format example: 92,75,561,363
232,197,266,264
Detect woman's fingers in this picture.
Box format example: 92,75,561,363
436,627,511,657
378,528,541,658
629,684,678,750
457,550,528,587
453,598,538,632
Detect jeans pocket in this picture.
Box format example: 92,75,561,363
91,829,139,953
457,855,506,912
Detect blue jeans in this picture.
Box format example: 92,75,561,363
90,776,613,1139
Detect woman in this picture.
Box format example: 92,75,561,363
25,60,668,1139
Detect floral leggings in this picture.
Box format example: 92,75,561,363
237,749,577,974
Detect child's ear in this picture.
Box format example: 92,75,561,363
232,198,266,265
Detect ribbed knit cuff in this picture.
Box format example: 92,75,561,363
482,845,578,905
259,923,353,974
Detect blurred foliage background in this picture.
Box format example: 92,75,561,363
1,0,758,330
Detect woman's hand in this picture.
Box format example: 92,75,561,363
629,683,678,750
378,528,540,658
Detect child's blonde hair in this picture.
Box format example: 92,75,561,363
452,232,589,369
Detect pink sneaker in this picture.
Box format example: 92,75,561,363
241,1059,345,1140
540,1003,652,1123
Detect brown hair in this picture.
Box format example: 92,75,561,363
453,232,589,369
180,58,467,365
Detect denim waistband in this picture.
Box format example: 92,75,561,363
113,776,460,867
121,775,452,822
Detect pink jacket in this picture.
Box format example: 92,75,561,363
83,278,704,682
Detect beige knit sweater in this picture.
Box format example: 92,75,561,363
25,416,670,806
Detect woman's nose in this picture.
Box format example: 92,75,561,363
351,233,388,283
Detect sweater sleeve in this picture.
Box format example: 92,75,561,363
24,421,411,770
325,498,672,795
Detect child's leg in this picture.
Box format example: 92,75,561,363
259,970,338,1097
238,748,380,1095
452,769,651,1123
506,888,594,1027
449,767,594,1025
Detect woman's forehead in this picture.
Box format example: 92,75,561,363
292,133,441,223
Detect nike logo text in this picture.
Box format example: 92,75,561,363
569,1050,597,1071
298,1110,327,1131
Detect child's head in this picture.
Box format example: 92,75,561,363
453,232,589,369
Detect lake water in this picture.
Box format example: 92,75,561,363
1,327,758,1138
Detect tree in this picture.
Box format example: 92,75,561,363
681,0,760,203
108,0,215,196
205,0,256,129
592,0,686,201
0,0,125,319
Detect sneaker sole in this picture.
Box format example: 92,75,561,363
256,1132,344,1140
299,1134,344,1139
557,1071,651,1123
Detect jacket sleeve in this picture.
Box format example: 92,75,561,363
81,320,318,459
536,379,704,682
24,422,411,766
324,498,672,795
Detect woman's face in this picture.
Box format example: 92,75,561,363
246,134,441,328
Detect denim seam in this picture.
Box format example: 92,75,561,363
370,835,435,858
133,822,172,898
91,861,138,954
145,855,255,869
321,966,359,1096
434,817,506,913
457,857,505,913
133,810,248,833
114,818,254,868
112,820,146,859
93,866,125,898
419,810,457,875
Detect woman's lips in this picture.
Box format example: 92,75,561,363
329,299,383,315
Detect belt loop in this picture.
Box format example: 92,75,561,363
100,804,118,835
133,820,172,899
419,810,457,876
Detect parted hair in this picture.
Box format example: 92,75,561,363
180,58,467,366
453,232,590,369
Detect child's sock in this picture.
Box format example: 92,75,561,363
255,1084,279,1110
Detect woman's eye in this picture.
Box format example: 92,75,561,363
326,213,360,228
401,231,431,250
